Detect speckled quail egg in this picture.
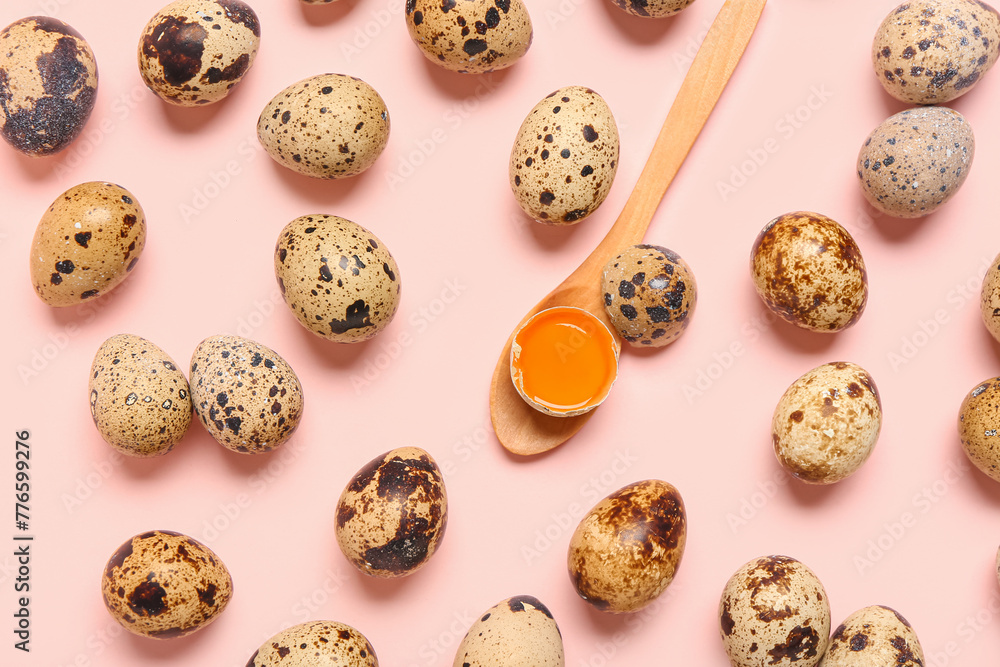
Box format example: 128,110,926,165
750,212,868,333
568,479,685,613
101,529,233,639
247,621,378,666
274,215,401,343
720,555,831,667
772,362,882,484
337,447,447,578
822,605,924,667
454,595,564,667
405,0,533,74
138,0,260,106
996,545,1000,586
872,0,1000,104
509,86,618,225
189,335,303,454
257,74,390,179
610,0,695,18
0,16,97,156
979,252,1000,343
857,107,974,219
29,182,145,307
89,334,192,458
601,244,695,347
958,376,1000,482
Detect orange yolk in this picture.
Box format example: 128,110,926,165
512,307,618,413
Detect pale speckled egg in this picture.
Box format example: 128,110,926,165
189,335,303,454
772,362,882,485
454,595,564,667
247,621,378,666
857,107,974,219
601,244,695,347
750,212,868,333
405,0,533,74
29,182,145,307
138,0,260,106
957,376,1000,482
611,0,695,18
257,74,389,179
981,251,1000,343
89,334,192,458
720,555,831,667
509,86,619,225
872,0,1000,105
821,606,923,667
336,447,447,578
0,16,97,156
101,529,233,639
275,215,401,343
567,479,685,613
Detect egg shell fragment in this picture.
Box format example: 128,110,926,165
101,529,233,639
720,555,831,667
189,335,303,454
453,595,564,667
979,251,1000,344
872,0,1000,104
247,620,378,666
336,447,447,578
89,334,192,458
509,85,619,225
29,182,145,307
821,605,924,667
611,0,695,18
958,377,1000,482
0,16,98,156
274,215,401,343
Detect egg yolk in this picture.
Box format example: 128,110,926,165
512,307,618,413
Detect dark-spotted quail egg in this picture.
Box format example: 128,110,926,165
822,605,924,667
610,0,695,18
247,621,378,666
982,251,1000,343
454,595,564,667
958,376,1000,482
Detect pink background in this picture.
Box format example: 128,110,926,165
4,0,1000,664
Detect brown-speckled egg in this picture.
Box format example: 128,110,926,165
454,595,564,667
138,0,260,106
89,334,192,458
750,212,868,333
257,74,389,179
981,252,1000,343
405,0,533,74
822,606,924,667
567,479,685,613
248,621,378,666
101,529,233,639
958,376,1000,482
29,182,145,307
610,0,695,18
0,16,97,156
509,86,619,225
601,244,695,347
275,215,401,343
772,362,882,485
720,555,830,667
857,107,974,219
189,335,303,454
872,0,1000,104
336,447,447,578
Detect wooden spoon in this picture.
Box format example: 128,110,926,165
489,0,768,456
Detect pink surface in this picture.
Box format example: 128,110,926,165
3,0,1000,665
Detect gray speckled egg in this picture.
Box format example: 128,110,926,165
857,107,974,219
772,362,882,484
873,0,1000,104
611,0,695,18
29,182,145,307
750,212,868,333
101,530,233,639
958,376,1000,482
89,334,192,458
454,596,564,667
138,0,260,106
822,606,923,667
0,16,97,156
336,447,447,578
509,86,619,225
601,244,695,347
248,621,378,666
257,74,389,179
405,0,533,74
980,252,1000,343
720,555,830,667
189,335,303,454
